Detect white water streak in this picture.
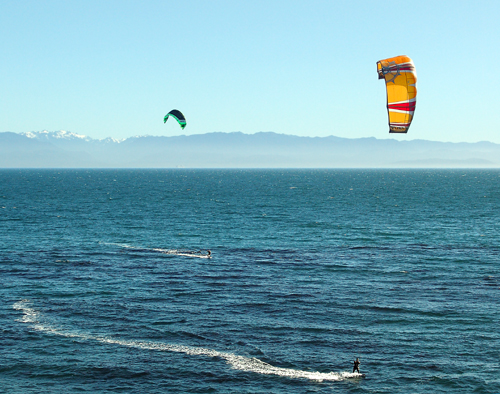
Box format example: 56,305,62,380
13,300,359,382
101,242,211,258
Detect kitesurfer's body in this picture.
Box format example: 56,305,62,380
353,358,360,373
207,250,211,257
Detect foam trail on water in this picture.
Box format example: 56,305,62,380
13,300,358,382
152,248,211,259
100,242,211,259
100,242,137,249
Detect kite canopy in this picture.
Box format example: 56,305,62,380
164,109,186,130
377,55,417,133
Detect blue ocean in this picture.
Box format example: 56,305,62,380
1,169,499,393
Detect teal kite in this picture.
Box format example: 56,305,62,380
164,109,186,130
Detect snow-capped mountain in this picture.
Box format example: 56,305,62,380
19,130,125,150
22,130,93,141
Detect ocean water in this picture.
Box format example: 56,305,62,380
1,169,499,393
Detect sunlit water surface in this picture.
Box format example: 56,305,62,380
1,169,499,393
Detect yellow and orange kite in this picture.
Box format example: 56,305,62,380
377,55,417,133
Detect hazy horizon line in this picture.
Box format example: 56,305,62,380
3,130,498,146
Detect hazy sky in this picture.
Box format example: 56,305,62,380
1,0,499,143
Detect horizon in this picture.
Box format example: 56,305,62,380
4,129,500,146
2,130,499,169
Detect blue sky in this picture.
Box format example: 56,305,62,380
1,0,499,143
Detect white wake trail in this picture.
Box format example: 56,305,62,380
13,300,359,382
100,242,211,258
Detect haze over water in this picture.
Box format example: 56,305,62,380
1,169,499,393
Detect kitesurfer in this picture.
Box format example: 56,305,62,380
353,358,360,373
207,250,211,257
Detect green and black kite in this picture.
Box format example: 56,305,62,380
164,109,186,130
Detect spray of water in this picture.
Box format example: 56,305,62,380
101,242,211,258
13,300,361,382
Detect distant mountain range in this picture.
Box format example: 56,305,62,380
1,130,499,168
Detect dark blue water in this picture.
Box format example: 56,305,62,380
1,169,499,393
